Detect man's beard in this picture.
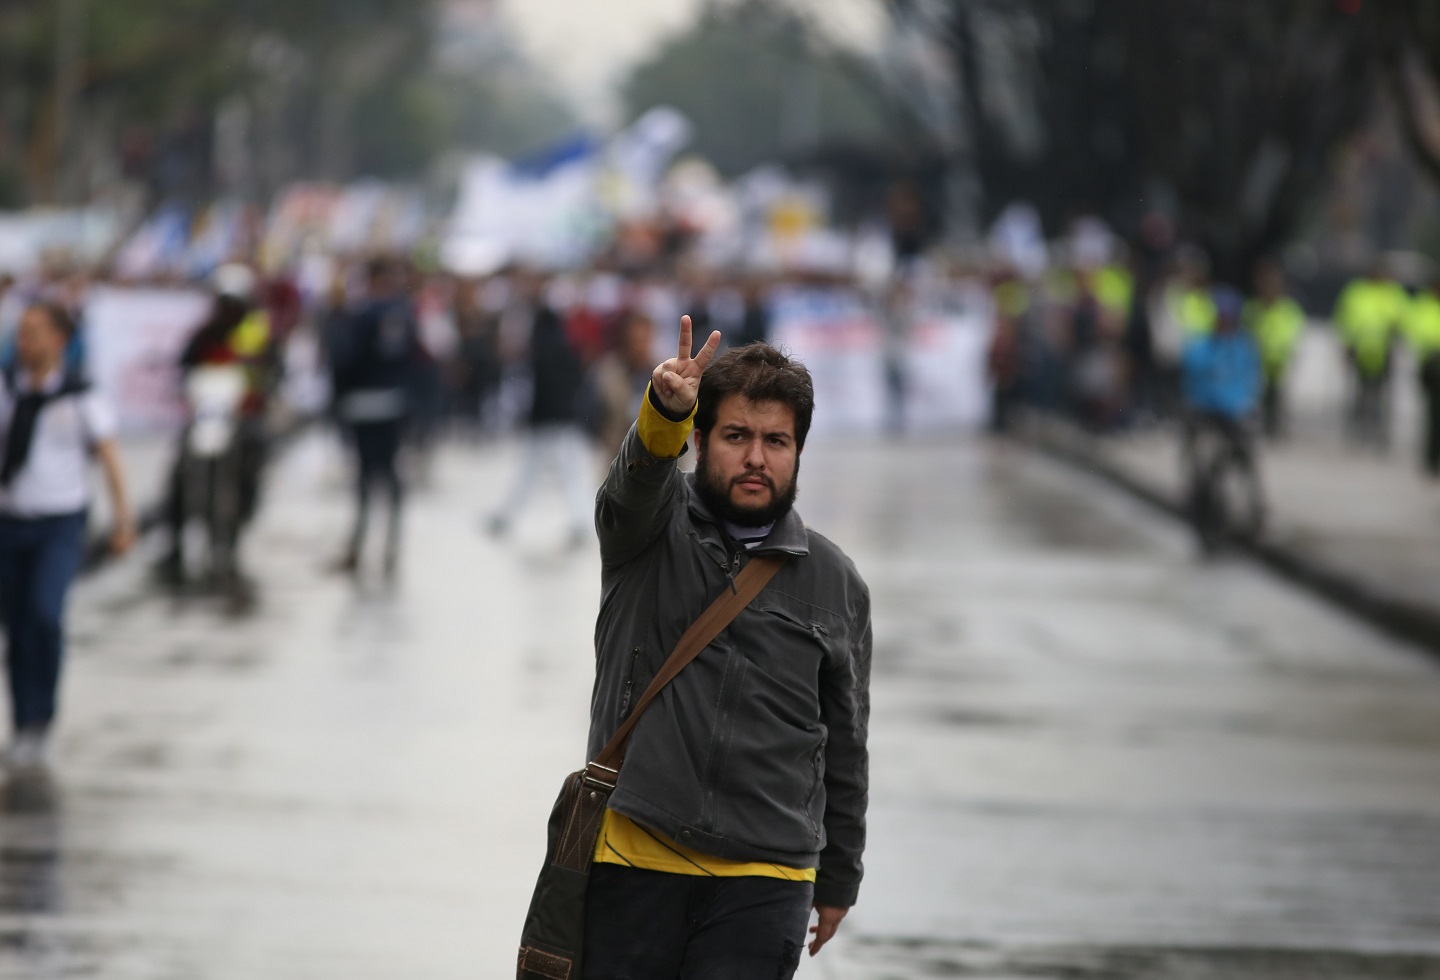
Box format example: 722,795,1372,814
695,453,800,528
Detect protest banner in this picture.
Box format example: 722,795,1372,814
85,286,211,433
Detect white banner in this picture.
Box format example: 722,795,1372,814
85,286,211,434
769,289,991,436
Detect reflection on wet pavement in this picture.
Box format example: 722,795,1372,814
0,434,1437,979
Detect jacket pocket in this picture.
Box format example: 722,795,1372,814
761,605,830,640
618,647,643,722
802,737,827,842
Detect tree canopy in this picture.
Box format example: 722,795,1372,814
0,0,576,208
923,0,1382,283
622,0,896,177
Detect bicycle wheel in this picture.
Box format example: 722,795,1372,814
1214,452,1262,541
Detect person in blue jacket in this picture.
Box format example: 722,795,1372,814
1182,286,1261,420
1180,286,1264,542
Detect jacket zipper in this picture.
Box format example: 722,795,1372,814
720,550,742,594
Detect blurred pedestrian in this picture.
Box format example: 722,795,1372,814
318,268,355,430
0,304,134,770
734,277,772,348
331,258,421,578
1156,249,1216,416
487,276,592,547
1404,276,1440,477
1123,211,1176,424
988,272,1030,434
1067,267,1123,430
578,319,871,974
1245,260,1305,440
450,277,502,438
880,277,914,433
1334,262,1408,448
409,274,458,484
586,310,656,458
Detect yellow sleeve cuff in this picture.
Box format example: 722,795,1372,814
637,383,696,459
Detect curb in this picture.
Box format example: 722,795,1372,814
1024,422,1440,657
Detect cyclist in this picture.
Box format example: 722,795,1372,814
155,264,277,582
1180,286,1263,549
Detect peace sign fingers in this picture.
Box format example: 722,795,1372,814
691,327,721,374
652,315,723,417
678,314,694,363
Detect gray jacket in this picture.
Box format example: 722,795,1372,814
588,423,872,908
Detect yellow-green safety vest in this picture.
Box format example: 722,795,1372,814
1334,278,1407,377
1244,297,1304,379
1094,265,1133,317
1404,292,1440,360
993,280,1031,319
230,311,271,359
1170,287,1217,336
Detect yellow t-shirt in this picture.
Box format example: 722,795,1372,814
594,386,817,882
594,810,816,881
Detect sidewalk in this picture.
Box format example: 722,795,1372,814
1027,327,1440,652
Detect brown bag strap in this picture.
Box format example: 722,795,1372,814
589,555,785,775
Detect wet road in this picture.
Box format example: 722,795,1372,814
3,434,1440,979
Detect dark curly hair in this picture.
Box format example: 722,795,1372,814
695,343,815,450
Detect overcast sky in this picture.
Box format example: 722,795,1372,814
500,0,885,122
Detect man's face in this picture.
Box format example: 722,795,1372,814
694,394,800,527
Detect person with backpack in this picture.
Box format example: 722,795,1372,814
331,258,423,578
0,303,134,769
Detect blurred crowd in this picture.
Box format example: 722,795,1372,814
4,206,1439,514
985,236,1440,478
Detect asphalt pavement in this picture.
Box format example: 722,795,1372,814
2,431,1439,979
1029,327,1440,651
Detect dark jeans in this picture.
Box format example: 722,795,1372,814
1261,376,1285,440
348,419,405,561
582,865,813,980
1347,355,1391,448
0,512,86,731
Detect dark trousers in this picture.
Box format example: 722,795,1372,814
582,865,813,980
1261,376,1285,440
1422,356,1440,476
0,512,86,731
1347,355,1391,448
348,419,405,561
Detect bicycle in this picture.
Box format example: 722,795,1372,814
1184,412,1265,555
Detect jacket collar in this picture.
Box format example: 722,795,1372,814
684,473,810,558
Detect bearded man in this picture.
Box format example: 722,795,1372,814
581,317,872,979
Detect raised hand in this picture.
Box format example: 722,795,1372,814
652,314,721,417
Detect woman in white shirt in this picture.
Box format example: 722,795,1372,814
0,303,134,769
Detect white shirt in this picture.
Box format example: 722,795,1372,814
0,369,116,518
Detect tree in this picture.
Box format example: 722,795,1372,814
1374,1,1440,188
621,0,897,176
0,0,576,207
907,0,1382,283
